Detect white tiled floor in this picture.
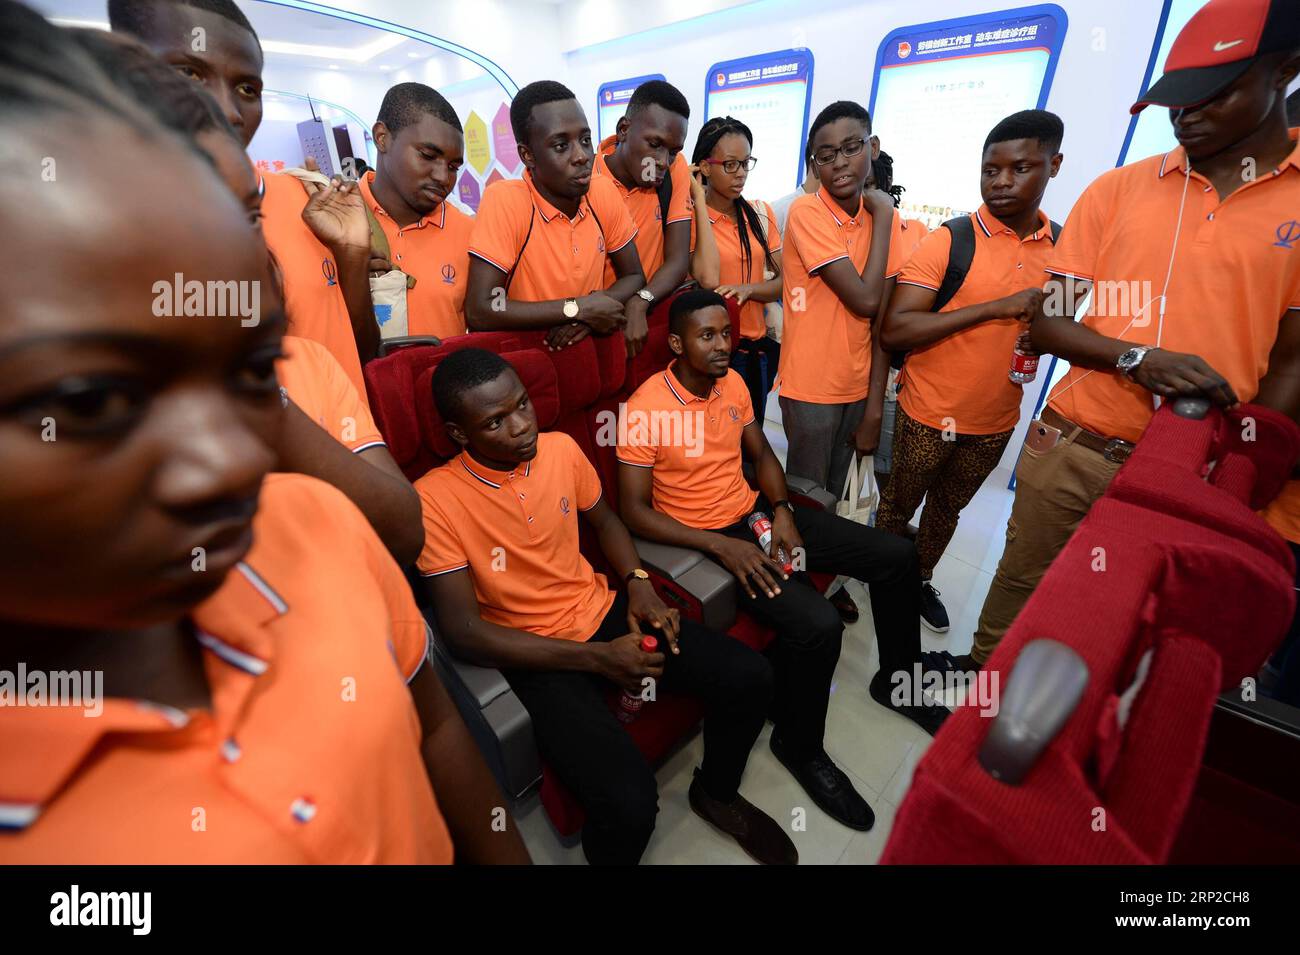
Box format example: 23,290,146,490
512,404,1018,865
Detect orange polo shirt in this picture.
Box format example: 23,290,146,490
896,205,1057,434
1044,133,1300,450
0,474,450,863
618,364,759,530
898,216,930,262
415,431,616,641
595,136,693,285
260,171,368,400
690,199,783,339
358,171,473,339
468,171,637,303
778,186,907,404
277,335,385,453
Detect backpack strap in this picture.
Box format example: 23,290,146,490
503,205,536,294
657,171,673,236
932,215,976,312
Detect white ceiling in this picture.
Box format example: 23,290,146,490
35,0,472,75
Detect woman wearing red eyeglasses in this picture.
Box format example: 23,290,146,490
688,116,784,423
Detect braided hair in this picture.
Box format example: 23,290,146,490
871,150,904,208
690,116,778,283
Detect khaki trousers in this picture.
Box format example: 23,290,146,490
970,422,1124,664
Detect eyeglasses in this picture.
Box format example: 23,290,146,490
702,156,758,174
813,138,867,166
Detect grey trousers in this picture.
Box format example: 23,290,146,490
779,394,868,495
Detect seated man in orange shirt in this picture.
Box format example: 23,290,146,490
0,7,524,863
618,290,950,835
877,110,1064,635
361,82,474,341
465,81,646,354
416,349,795,866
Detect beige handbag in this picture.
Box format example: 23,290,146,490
836,454,879,527
283,166,415,341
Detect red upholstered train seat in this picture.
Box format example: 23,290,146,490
881,402,1300,865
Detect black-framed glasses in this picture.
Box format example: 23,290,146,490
702,156,758,175
813,138,867,166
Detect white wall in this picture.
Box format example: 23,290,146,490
556,0,1171,472
561,0,1169,218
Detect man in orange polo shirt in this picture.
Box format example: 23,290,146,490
778,101,906,499
619,290,952,834
465,81,645,354
593,80,695,357
110,0,378,399
877,111,1064,635
0,32,525,861
963,0,1300,671
361,82,475,340
76,25,422,568
416,348,795,865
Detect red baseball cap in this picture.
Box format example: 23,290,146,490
1130,0,1300,114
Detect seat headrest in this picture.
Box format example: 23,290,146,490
365,336,560,479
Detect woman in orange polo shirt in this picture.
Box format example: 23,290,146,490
0,9,525,865
689,116,784,423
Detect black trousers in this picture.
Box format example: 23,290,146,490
730,335,780,424
708,498,922,760
502,591,773,866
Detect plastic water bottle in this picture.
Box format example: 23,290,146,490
617,635,658,723
1009,342,1039,384
747,511,794,575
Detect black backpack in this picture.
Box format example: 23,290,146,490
932,214,1063,310
657,170,672,236
890,213,1063,371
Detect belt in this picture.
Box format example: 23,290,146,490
1040,406,1134,464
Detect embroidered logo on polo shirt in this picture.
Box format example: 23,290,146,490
442,263,457,284
728,405,740,421
1275,220,1300,250
322,258,338,286
560,496,570,515
597,237,606,253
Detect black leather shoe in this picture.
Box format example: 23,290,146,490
769,734,874,831
689,771,798,865
869,669,950,737
827,586,860,624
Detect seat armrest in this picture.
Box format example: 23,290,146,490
633,537,705,579
633,537,737,632
785,474,837,511
423,613,541,801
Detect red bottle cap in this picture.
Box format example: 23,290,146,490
640,636,658,652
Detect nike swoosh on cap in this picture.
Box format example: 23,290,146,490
1213,39,1245,51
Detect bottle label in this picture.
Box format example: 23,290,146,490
1010,349,1039,375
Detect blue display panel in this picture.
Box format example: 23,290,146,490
869,4,1068,229
596,73,667,142
703,48,815,202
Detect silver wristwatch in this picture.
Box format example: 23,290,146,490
1116,345,1154,379
562,297,580,320
636,288,656,304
